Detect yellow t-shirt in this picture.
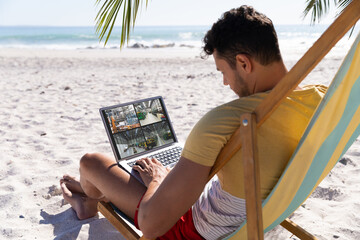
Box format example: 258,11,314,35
182,85,327,199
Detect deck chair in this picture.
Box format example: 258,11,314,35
98,1,360,239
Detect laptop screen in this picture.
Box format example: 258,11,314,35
100,96,177,160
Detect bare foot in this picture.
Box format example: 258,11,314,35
60,181,98,220
60,175,84,194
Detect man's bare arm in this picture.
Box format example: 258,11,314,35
135,156,211,239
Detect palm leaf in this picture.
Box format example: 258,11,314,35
303,0,355,36
303,0,331,23
303,0,354,23
105,0,122,45
95,0,122,44
95,0,148,48
336,0,352,16
133,0,140,25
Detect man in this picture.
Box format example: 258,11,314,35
61,5,326,239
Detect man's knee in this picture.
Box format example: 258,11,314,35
79,153,105,172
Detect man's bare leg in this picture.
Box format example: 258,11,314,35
61,153,147,220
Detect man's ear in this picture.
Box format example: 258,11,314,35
235,54,252,73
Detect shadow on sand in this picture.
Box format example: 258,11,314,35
40,208,125,240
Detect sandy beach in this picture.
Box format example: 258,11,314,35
0,43,359,240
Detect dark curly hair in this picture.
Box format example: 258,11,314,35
203,5,282,67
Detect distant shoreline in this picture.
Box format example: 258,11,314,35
0,24,346,51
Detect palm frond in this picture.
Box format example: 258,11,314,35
303,0,355,24
336,0,352,16
303,0,331,24
303,0,355,37
133,0,140,26
95,0,148,48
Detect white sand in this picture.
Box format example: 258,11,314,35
0,44,359,240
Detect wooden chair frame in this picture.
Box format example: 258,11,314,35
98,1,360,239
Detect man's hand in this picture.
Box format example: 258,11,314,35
132,158,170,187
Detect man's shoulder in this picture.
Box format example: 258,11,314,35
204,93,269,118
182,93,269,166
200,85,326,127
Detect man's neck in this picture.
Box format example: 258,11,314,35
252,60,288,94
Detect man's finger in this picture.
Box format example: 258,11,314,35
133,163,144,172
136,159,148,168
151,158,160,164
144,158,152,165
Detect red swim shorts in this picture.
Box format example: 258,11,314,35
134,195,204,240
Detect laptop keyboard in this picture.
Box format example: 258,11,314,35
127,146,182,168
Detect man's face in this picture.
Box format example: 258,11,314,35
213,51,251,97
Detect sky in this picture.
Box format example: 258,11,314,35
0,0,338,27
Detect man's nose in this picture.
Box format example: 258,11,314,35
223,76,228,85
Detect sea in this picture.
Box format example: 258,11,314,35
0,25,357,55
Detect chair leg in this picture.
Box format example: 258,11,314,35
280,218,318,240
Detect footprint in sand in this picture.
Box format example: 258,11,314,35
42,185,62,200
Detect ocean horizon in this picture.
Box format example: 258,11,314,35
0,24,347,50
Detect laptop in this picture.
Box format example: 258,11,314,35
99,96,182,183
